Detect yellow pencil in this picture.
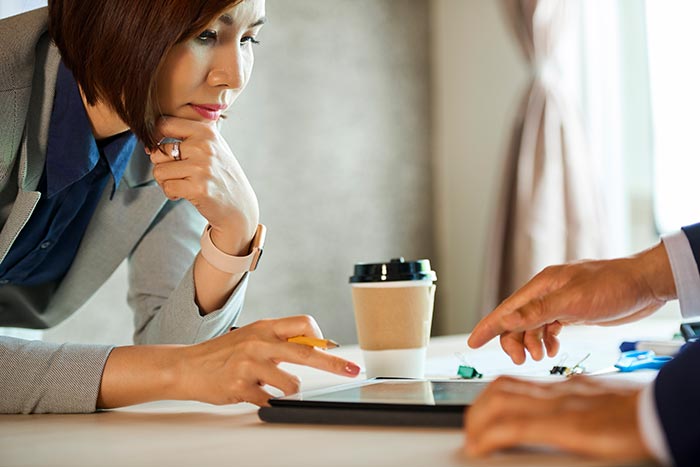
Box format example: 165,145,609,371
287,336,340,350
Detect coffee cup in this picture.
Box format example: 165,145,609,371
349,257,437,378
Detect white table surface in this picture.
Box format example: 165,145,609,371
1,320,675,467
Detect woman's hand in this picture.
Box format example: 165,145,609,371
467,242,676,364
175,315,360,406
148,116,259,254
98,315,360,409
465,376,651,463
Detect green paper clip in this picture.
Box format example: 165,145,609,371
457,365,482,379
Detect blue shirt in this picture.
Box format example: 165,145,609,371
0,62,136,286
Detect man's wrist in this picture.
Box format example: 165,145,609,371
636,242,677,303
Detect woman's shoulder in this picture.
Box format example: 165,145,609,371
0,7,49,92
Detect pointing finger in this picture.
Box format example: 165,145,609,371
468,267,562,348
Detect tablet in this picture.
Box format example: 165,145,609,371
258,378,487,427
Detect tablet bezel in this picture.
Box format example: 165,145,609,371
259,378,486,427
267,377,487,412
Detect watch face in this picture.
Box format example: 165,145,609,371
254,224,267,249
251,248,263,271
248,224,266,271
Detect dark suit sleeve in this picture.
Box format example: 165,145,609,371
654,340,700,466
680,223,700,275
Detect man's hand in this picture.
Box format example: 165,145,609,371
468,242,676,364
465,376,652,462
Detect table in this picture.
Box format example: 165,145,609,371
1,319,676,466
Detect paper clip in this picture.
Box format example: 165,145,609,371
455,352,483,379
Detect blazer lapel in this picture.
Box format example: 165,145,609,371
0,32,166,322
0,37,59,264
45,178,166,323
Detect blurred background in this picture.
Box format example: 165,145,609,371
2,0,697,345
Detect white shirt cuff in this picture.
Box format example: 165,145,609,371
662,231,700,318
638,382,672,466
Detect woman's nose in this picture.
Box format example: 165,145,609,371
207,49,246,90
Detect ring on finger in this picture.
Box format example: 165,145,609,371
157,137,183,161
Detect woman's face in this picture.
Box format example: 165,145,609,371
154,0,266,122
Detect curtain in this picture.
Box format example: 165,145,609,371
480,0,608,315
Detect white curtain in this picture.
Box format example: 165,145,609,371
481,0,609,314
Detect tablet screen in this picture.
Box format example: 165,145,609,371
292,379,487,406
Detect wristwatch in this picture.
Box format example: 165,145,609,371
199,224,266,274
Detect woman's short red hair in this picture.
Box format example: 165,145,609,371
48,0,241,147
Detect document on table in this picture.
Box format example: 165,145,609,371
425,341,658,384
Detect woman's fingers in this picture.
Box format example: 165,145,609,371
153,115,206,143
257,365,302,398
148,116,215,161
152,159,195,181
240,385,275,407
190,317,361,407
270,314,325,340
272,341,360,377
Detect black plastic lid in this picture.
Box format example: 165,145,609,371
349,257,437,283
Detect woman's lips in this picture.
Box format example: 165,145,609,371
189,104,227,121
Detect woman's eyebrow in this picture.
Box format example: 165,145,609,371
249,16,267,28
218,14,267,28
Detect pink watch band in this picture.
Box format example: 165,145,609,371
199,224,266,274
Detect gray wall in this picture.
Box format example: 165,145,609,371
44,0,434,345
224,0,434,342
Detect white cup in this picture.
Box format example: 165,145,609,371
350,258,437,379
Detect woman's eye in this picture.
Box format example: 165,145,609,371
241,36,261,46
197,30,218,43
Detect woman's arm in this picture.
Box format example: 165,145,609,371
0,336,113,414
147,116,260,314
98,315,360,408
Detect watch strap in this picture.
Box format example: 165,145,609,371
199,224,265,274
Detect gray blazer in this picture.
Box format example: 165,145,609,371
0,8,247,413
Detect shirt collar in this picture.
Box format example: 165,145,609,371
45,62,136,198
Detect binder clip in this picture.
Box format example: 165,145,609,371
549,352,569,375
455,352,483,379
550,353,590,377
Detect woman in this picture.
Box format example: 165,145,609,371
0,0,360,414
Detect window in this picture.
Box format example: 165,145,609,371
646,0,700,233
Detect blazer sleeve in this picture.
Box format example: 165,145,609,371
0,336,113,413
653,340,700,467
127,198,248,345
